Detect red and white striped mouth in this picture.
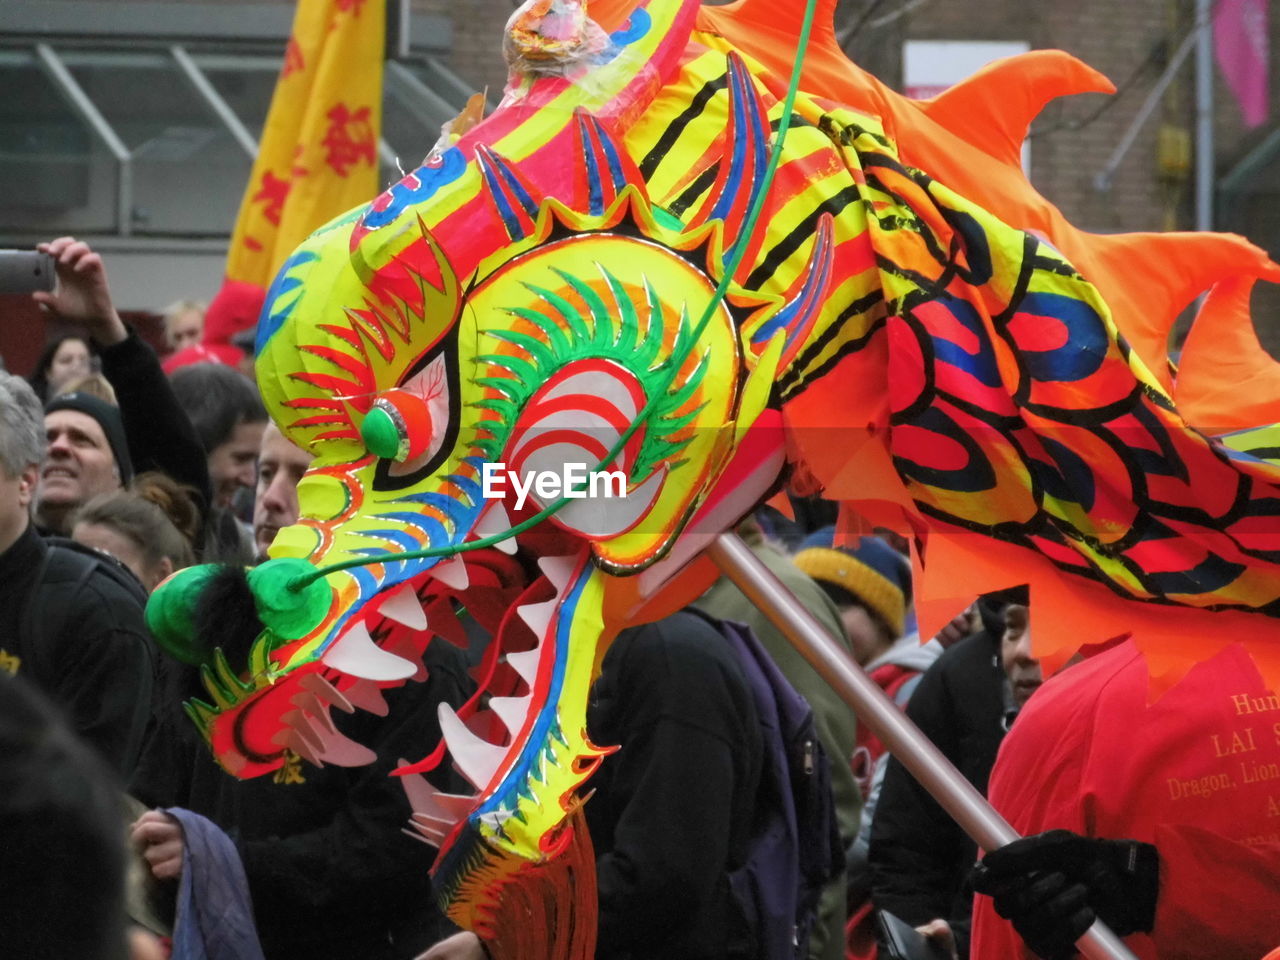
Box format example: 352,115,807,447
258,510,589,850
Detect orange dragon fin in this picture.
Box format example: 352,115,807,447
920,50,1114,173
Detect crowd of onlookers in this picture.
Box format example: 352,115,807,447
4,238,1279,960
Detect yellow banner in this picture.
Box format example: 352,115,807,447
225,0,384,287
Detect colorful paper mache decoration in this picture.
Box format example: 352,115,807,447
147,0,1280,955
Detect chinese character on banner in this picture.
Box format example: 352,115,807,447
321,103,377,177
282,36,305,78
252,170,293,226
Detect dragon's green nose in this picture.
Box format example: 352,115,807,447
146,558,333,665
247,557,334,639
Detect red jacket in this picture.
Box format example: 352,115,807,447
972,640,1280,960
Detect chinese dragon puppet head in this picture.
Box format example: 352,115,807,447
148,0,1280,954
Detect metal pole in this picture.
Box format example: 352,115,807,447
1094,25,1199,192
1195,0,1215,231
706,532,1139,960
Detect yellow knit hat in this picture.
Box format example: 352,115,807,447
794,543,908,637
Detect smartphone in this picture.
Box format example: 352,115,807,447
0,250,56,294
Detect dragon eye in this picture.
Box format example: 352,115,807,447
360,389,435,463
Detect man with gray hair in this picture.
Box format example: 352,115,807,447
0,371,153,776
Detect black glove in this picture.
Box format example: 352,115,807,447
971,830,1160,958
974,867,1093,959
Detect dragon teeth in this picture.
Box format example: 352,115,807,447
438,703,507,791
281,729,322,767
301,674,355,714
398,767,475,820
487,694,532,735
537,555,577,592
474,503,517,554
432,555,470,591
342,678,390,716
322,620,417,681
290,692,338,734
314,731,377,767
377,584,427,631
280,710,327,756
409,812,455,846
516,597,558,641
505,648,541,687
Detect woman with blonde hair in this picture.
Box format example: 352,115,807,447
161,300,205,353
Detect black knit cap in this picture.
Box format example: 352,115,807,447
44,392,134,484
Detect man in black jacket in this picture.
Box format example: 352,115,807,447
868,589,1026,959
421,610,766,960
0,370,154,777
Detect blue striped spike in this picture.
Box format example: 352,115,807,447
573,110,648,217
685,53,771,265
475,145,541,241
751,213,836,365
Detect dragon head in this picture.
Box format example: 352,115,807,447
147,0,838,935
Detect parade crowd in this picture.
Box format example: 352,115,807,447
3,238,1279,960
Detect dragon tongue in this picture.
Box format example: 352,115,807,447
438,703,507,791
322,620,417,681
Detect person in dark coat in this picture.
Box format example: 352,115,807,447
420,609,766,960
0,370,154,778
867,588,1026,959
0,671,166,960
130,611,474,960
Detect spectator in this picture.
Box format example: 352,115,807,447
37,390,132,536
0,371,154,777
971,636,1280,960
791,532,941,959
169,364,265,512
130,566,473,960
162,299,205,353
55,371,119,405
868,588,1027,960
28,333,96,402
72,472,200,592
169,363,266,563
422,609,766,960
699,518,859,960
0,671,165,960
253,421,314,561
33,237,213,547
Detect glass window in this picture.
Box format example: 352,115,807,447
64,51,251,236
198,58,280,141
0,52,116,234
